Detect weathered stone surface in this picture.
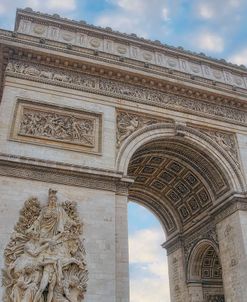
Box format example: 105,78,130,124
0,7,247,302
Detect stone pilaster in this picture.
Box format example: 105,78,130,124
216,209,247,302
115,184,130,302
187,283,203,302
167,246,189,302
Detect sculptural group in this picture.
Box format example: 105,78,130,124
2,189,88,302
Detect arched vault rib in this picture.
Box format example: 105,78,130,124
128,149,216,231
129,188,181,237
187,239,222,283
120,123,246,233
117,123,245,193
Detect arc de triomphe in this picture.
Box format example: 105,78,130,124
0,8,247,302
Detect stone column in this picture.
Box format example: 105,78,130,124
115,183,130,302
216,205,247,302
187,283,203,302
166,243,190,302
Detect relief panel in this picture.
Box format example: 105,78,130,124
10,100,102,154
2,188,88,302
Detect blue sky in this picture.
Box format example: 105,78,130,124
128,202,169,302
0,1,246,301
0,0,247,66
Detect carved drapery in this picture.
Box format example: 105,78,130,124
11,100,102,154
2,189,88,302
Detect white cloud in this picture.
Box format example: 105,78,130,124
194,32,224,53
96,0,170,38
0,0,78,29
114,0,146,12
129,228,165,264
45,0,76,11
129,228,170,302
229,0,242,8
130,278,170,302
162,7,170,21
229,47,247,66
194,0,245,21
96,14,147,37
0,0,77,17
0,3,6,14
197,3,214,19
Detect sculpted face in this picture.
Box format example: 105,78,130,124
48,195,57,207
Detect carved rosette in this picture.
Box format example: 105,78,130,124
2,189,88,302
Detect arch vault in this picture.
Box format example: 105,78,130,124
1,8,247,302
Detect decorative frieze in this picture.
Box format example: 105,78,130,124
6,61,247,126
16,9,247,91
10,99,102,154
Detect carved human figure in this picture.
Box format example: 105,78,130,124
3,189,88,302
117,115,139,145
10,265,42,302
9,231,50,276
53,275,82,302
9,231,60,302
33,253,84,302
29,189,76,239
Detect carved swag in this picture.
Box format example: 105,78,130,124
2,189,88,302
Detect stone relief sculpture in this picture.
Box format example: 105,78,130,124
2,189,88,302
116,111,160,146
200,128,239,166
6,61,247,125
11,100,102,154
19,109,95,147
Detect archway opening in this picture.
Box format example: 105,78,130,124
123,132,234,301
128,201,170,302
188,241,225,301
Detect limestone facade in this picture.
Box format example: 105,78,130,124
0,8,247,302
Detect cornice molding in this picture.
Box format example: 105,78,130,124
163,193,247,254
1,30,247,98
15,8,247,75
212,195,247,223
0,153,133,193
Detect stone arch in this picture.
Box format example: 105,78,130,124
187,239,220,282
187,240,225,301
117,123,245,194
117,122,246,237
129,188,182,236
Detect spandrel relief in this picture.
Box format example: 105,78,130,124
2,189,88,302
116,110,166,147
